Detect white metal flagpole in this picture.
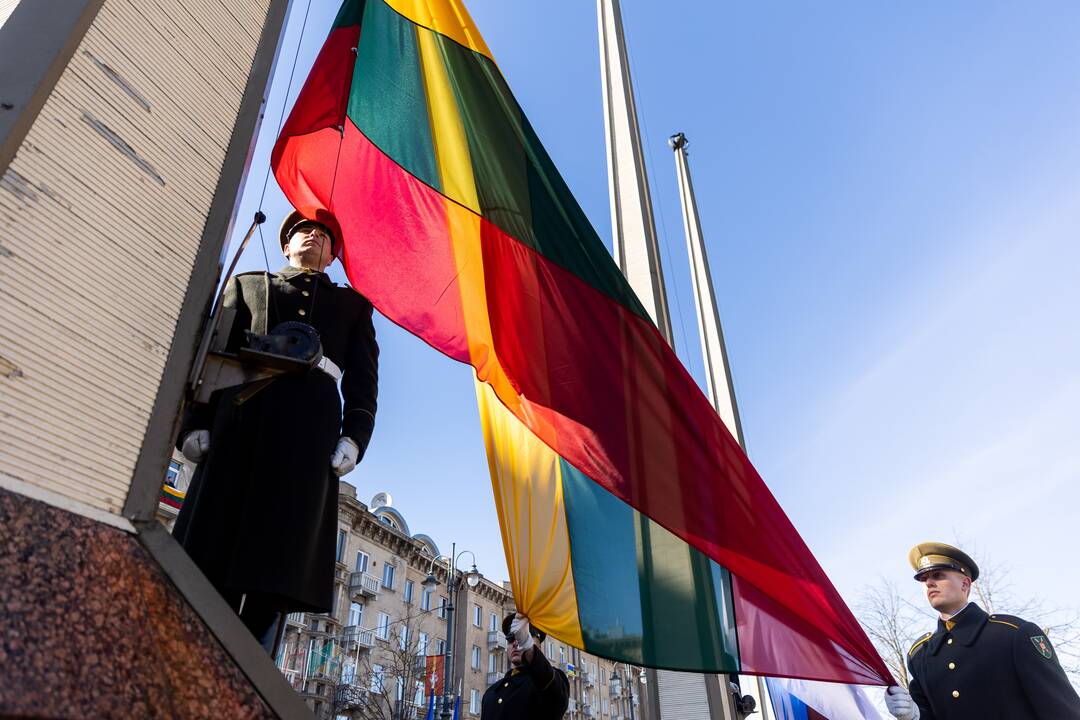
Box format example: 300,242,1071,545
597,2,735,718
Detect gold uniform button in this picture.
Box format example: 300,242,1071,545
503,683,509,688
298,309,306,316
498,699,502,704
952,691,960,698
948,662,956,670
304,278,312,283
947,638,953,645
302,290,310,297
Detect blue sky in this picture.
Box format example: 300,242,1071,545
227,0,1080,629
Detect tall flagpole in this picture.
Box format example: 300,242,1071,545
668,133,745,446
597,2,734,718
597,0,673,343
668,133,769,719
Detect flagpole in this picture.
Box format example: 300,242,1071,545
597,2,735,718
669,132,766,718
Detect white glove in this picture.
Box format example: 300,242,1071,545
181,430,210,463
510,613,534,651
330,436,360,476
884,686,920,720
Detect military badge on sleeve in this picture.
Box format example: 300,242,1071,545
1031,635,1053,659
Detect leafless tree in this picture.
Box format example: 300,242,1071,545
331,604,442,720
857,577,933,688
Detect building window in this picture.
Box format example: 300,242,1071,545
471,645,481,670
371,664,384,693
437,596,448,619
435,638,446,656
488,653,497,673
376,612,390,641
404,579,414,604
488,612,497,632
349,602,363,628
421,587,432,611
470,689,480,714
382,563,395,589
414,680,425,705
473,604,481,627
399,624,409,651
355,551,369,573
342,661,356,684
336,529,347,562
418,631,429,656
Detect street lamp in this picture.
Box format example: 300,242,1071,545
610,663,644,720
421,543,481,720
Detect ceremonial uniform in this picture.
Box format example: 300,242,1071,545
481,646,569,720
899,541,1080,720
174,264,378,614
907,602,1080,719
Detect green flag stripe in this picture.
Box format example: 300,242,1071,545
559,458,741,671
348,0,441,193
347,0,648,321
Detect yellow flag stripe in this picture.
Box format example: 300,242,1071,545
384,0,495,64
416,26,582,645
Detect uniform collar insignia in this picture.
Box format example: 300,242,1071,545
931,602,988,654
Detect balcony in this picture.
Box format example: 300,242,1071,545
349,571,381,598
336,683,369,710
486,631,507,652
567,698,577,713
486,671,502,686
581,669,594,686
285,612,305,627
582,703,596,718
342,625,376,651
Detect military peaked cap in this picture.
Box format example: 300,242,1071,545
279,209,342,255
908,541,980,581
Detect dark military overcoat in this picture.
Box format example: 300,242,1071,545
907,602,1080,719
174,266,378,613
481,647,569,720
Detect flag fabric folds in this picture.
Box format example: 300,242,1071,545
273,0,890,685
765,677,883,719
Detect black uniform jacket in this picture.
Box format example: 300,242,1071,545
481,647,569,720
174,267,378,613
907,602,1080,719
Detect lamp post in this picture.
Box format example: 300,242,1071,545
422,542,480,720
610,663,646,720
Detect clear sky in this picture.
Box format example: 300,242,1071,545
227,0,1080,634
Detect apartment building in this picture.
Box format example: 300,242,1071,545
157,475,651,719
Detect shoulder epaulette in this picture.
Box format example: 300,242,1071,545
988,614,1022,630
908,632,933,658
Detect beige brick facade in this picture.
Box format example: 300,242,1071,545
254,481,652,720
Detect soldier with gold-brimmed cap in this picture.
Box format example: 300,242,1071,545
884,542,1080,720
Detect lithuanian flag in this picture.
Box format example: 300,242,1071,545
273,0,890,684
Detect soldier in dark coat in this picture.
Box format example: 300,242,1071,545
175,210,378,648
481,613,569,720
885,542,1080,720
